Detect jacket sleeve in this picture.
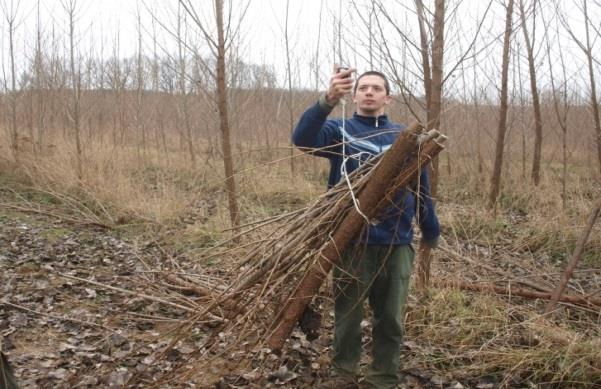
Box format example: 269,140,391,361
416,167,440,243
291,101,341,158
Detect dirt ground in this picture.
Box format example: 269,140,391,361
2,193,600,388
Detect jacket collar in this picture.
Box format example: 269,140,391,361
352,112,389,128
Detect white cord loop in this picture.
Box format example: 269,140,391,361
339,98,374,224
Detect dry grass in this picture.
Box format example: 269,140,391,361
0,136,326,229
406,288,601,386
1,130,600,387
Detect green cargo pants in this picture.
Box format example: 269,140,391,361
332,244,415,388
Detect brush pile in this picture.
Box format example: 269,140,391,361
148,122,447,362
53,122,446,385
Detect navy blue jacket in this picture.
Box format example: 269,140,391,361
292,101,440,246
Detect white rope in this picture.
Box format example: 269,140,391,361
340,98,372,224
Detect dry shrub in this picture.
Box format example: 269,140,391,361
237,153,325,218
406,287,601,386
2,136,209,226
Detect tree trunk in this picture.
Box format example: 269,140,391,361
413,0,445,289
177,3,195,165
136,6,145,155
518,0,543,186
34,1,44,153
545,13,570,209
488,0,514,210
415,0,432,116
8,17,18,162
429,0,445,197
582,0,601,173
67,1,82,180
215,0,240,232
284,0,295,174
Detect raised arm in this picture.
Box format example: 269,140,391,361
291,66,355,156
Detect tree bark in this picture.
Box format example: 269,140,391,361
135,5,145,154
177,4,195,165
428,0,445,198
559,0,601,173
67,0,83,180
35,0,45,154
581,0,601,173
518,0,543,186
215,0,240,232
415,0,431,113
544,12,570,209
488,0,514,211
8,11,18,162
284,0,295,174
413,0,445,288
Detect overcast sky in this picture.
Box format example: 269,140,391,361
1,0,599,99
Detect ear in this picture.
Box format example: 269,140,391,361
384,95,392,105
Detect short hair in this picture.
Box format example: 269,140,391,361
353,71,390,96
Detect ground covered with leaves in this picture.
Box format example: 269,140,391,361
1,182,600,388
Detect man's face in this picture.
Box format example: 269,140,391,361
352,75,391,116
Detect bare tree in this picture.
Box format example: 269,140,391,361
429,0,445,195
515,39,527,177
106,32,128,146
33,0,45,153
62,0,83,179
176,2,195,164
214,0,240,231
413,0,445,289
135,1,146,154
472,42,484,175
559,0,601,173
518,0,543,185
415,0,432,119
312,0,324,91
1,0,21,161
148,6,169,159
544,7,571,208
488,0,515,211
350,0,495,288
177,0,248,232
284,0,295,173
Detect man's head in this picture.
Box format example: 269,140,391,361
352,71,392,117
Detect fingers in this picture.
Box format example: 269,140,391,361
326,66,356,104
331,72,354,94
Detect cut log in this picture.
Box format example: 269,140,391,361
267,122,446,351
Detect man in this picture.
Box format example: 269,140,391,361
292,66,440,389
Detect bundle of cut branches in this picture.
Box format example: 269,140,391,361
152,122,446,355
80,121,447,386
